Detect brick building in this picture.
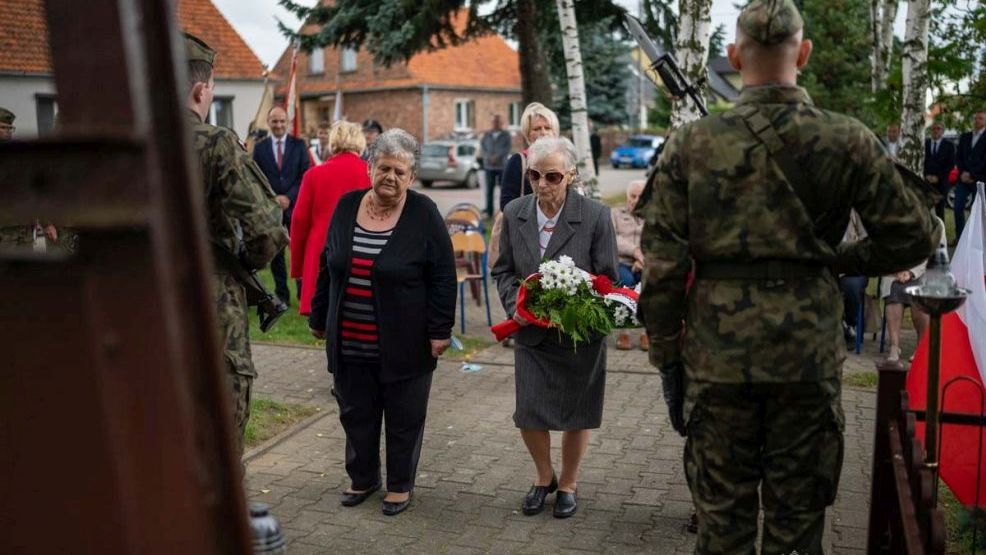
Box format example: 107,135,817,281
0,0,266,138
271,9,522,142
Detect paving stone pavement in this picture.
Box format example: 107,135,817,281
246,317,913,554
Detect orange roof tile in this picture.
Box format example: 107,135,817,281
272,8,519,96
0,0,263,79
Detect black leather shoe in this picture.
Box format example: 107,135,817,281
553,490,577,518
382,492,412,516
340,483,380,507
522,475,558,515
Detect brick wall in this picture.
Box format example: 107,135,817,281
299,88,523,146
299,89,424,140
424,89,522,143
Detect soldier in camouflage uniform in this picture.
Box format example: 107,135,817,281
184,34,288,456
635,1,938,553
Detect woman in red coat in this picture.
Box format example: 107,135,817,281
291,121,370,314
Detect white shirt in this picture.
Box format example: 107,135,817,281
536,201,557,257
886,139,900,159
972,129,984,148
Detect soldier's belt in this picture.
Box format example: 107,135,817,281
696,260,829,281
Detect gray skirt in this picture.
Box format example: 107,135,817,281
514,331,606,431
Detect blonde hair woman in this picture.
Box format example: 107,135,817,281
499,102,560,211
290,120,371,314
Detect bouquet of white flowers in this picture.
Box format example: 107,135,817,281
491,255,640,344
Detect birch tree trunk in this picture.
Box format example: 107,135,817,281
898,0,931,174
555,0,599,195
876,0,899,90
870,0,884,91
670,0,712,128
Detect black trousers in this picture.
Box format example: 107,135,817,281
332,363,433,493
269,247,301,303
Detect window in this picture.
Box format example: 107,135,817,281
454,99,475,131
35,95,58,136
208,97,234,130
508,102,522,128
340,46,358,72
308,47,324,74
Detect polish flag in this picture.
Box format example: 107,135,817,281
286,40,301,137
907,183,986,506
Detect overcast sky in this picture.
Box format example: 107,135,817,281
212,1,904,69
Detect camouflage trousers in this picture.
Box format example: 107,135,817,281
213,272,257,458
684,378,844,555
226,371,253,457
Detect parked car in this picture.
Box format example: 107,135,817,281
611,135,662,169
418,139,481,188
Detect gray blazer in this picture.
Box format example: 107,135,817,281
491,190,619,346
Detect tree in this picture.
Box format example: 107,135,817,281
924,0,986,129
554,0,598,194
898,0,932,173
276,0,625,107
799,0,877,124
870,0,900,91
541,16,630,127
670,0,713,127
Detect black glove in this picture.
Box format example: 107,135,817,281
660,361,686,437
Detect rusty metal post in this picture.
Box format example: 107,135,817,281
925,312,943,504
0,0,252,553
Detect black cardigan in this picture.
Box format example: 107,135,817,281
309,189,457,382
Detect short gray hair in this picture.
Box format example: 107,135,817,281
368,128,419,171
627,179,646,194
527,136,577,172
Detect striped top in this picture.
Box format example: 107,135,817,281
340,224,393,363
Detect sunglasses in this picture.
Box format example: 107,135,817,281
527,169,568,185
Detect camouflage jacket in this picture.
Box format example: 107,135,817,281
636,85,936,383
187,110,287,272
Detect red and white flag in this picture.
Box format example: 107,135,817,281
285,40,301,137
907,183,986,506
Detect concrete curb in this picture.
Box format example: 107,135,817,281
243,409,332,463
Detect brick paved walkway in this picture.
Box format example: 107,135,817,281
245,316,917,554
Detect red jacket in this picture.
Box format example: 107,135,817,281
290,151,370,314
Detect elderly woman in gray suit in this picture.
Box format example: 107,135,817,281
491,136,618,518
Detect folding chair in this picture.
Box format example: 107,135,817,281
450,230,492,334
445,209,482,233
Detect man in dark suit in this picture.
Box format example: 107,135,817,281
253,105,311,303
924,121,956,220
955,110,986,239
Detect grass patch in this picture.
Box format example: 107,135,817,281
603,192,625,208
244,398,319,449
444,334,495,362
844,371,878,389
940,483,986,553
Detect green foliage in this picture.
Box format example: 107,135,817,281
523,278,613,345
641,0,677,51
927,0,986,128
798,0,878,125
541,16,632,127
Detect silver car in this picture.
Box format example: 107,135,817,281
418,139,481,189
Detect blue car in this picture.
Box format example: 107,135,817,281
610,135,662,169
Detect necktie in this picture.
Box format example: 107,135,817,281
276,140,284,170
933,141,937,157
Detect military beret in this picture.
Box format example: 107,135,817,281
738,0,804,45
184,32,216,67
0,107,14,125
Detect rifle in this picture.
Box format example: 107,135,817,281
624,14,709,117
211,239,287,333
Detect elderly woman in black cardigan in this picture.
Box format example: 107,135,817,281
309,129,456,516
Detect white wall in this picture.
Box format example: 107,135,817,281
0,74,263,140
213,79,265,139
0,74,57,138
